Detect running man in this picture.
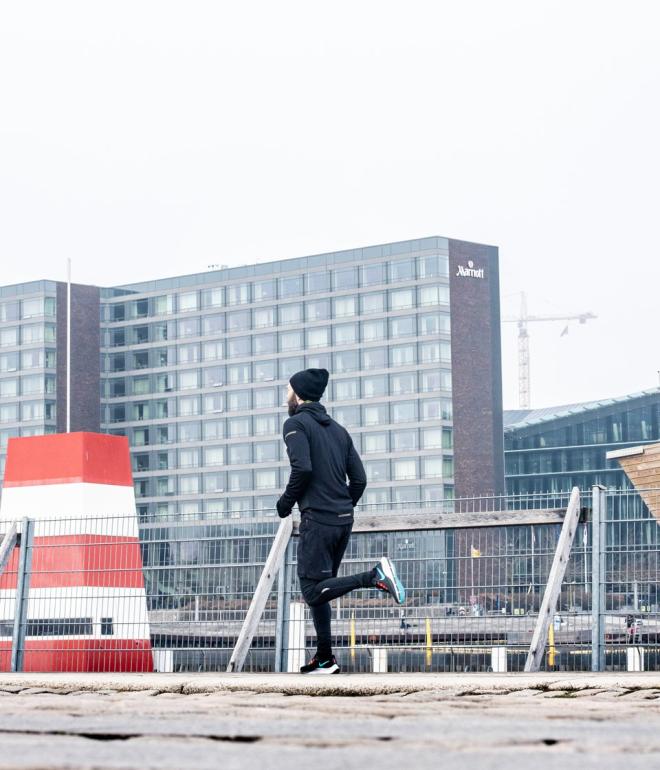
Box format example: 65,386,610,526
276,367,405,674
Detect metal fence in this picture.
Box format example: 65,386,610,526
1,487,659,673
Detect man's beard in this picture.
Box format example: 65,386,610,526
287,394,298,417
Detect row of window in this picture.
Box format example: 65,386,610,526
105,309,450,348
137,483,455,519
0,374,56,399
0,349,56,371
106,256,449,321
132,427,454,472
105,340,451,376
109,400,452,446
505,407,659,450
0,297,56,323
0,401,56,423
105,369,450,402
108,398,453,436
505,448,625,476
0,326,56,353
134,456,454,498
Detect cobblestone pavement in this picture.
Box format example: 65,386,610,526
0,674,660,769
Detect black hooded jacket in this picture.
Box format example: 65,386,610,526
277,402,367,525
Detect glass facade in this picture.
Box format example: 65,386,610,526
0,283,59,480
504,391,660,494
99,239,455,520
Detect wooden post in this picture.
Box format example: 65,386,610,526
226,516,293,673
524,487,581,672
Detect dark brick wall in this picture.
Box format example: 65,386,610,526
56,283,101,433
448,239,504,497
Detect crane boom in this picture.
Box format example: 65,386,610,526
503,293,596,408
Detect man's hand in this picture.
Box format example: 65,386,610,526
276,498,292,519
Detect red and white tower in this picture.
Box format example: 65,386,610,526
0,432,153,672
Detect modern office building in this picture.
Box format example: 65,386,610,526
504,388,660,494
0,236,504,515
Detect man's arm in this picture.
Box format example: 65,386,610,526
276,418,313,517
346,437,367,507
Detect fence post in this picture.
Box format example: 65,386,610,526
11,518,34,673
274,536,293,673
591,485,607,672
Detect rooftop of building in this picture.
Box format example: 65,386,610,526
504,387,660,432
110,235,459,295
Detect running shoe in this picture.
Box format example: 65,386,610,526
373,557,406,605
300,655,341,675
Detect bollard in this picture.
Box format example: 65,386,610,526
286,602,306,672
627,646,645,672
152,649,174,673
425,618,433,668
491,647,507,672
350,611,356,662
372,647,388,673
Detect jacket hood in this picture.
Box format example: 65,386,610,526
297,401,331,425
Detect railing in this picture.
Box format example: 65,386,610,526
1,488,659,673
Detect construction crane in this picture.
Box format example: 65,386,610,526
502,292,597,409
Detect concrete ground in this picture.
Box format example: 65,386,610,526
1,673,660,769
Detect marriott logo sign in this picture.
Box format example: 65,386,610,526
456,260,485,279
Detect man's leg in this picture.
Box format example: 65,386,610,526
309,601,332,661
299,571,375,607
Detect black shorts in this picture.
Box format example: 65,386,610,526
296,517,353,580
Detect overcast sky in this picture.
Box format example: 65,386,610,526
1,1,658,410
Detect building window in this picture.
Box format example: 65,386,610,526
227,283,250,305
306,271,331,294
360,293,385,315
203,341,224,361
334,378,359,401
390,344,416,367
279,303,304,325
226,309,251,332
393,486,420,505
334,323,358,346
228,337,251,358
254,388,277,409
392,400,418,423
254,360,277,382
362,374,388,399
365,460,389,482
229,444,252,465
360,263,386,287
280,356,304,380
227,363,250,384
418,254,449,278
419,312,450,335
333,405,360,427
254,414,277,435
422,457,443,478
306,327,330,349
389,259,415,283
202,287,224,308
279,275,303,299
255,469,278,490
389,316,416,338
393,458,417,480
154,294,175,314
178,422,201,443
334,350,359,373
392,429,418,452
306,352,331,370
0,328,18,348
253,333,276,355
363,403,388,426
254,306,275,329
389,288,414,311
306,299,330,322
227,390,250,412
179,448,200,468
203,420,224,440
255,441,279,462
178,396,200,416
333,267,358,291
178,291,199,312
202,367,224,387
362,347,387,370
333,296,357,318
228,417,251,438
202,314,224,335
229,470,252,492
253,279,276,302
419,284,449,306
203,393,224,414
390,372,416,395
204,445,225,466
363,432,388,454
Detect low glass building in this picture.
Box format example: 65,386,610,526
504,388,660,494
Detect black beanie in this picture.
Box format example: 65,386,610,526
290,368,329,402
